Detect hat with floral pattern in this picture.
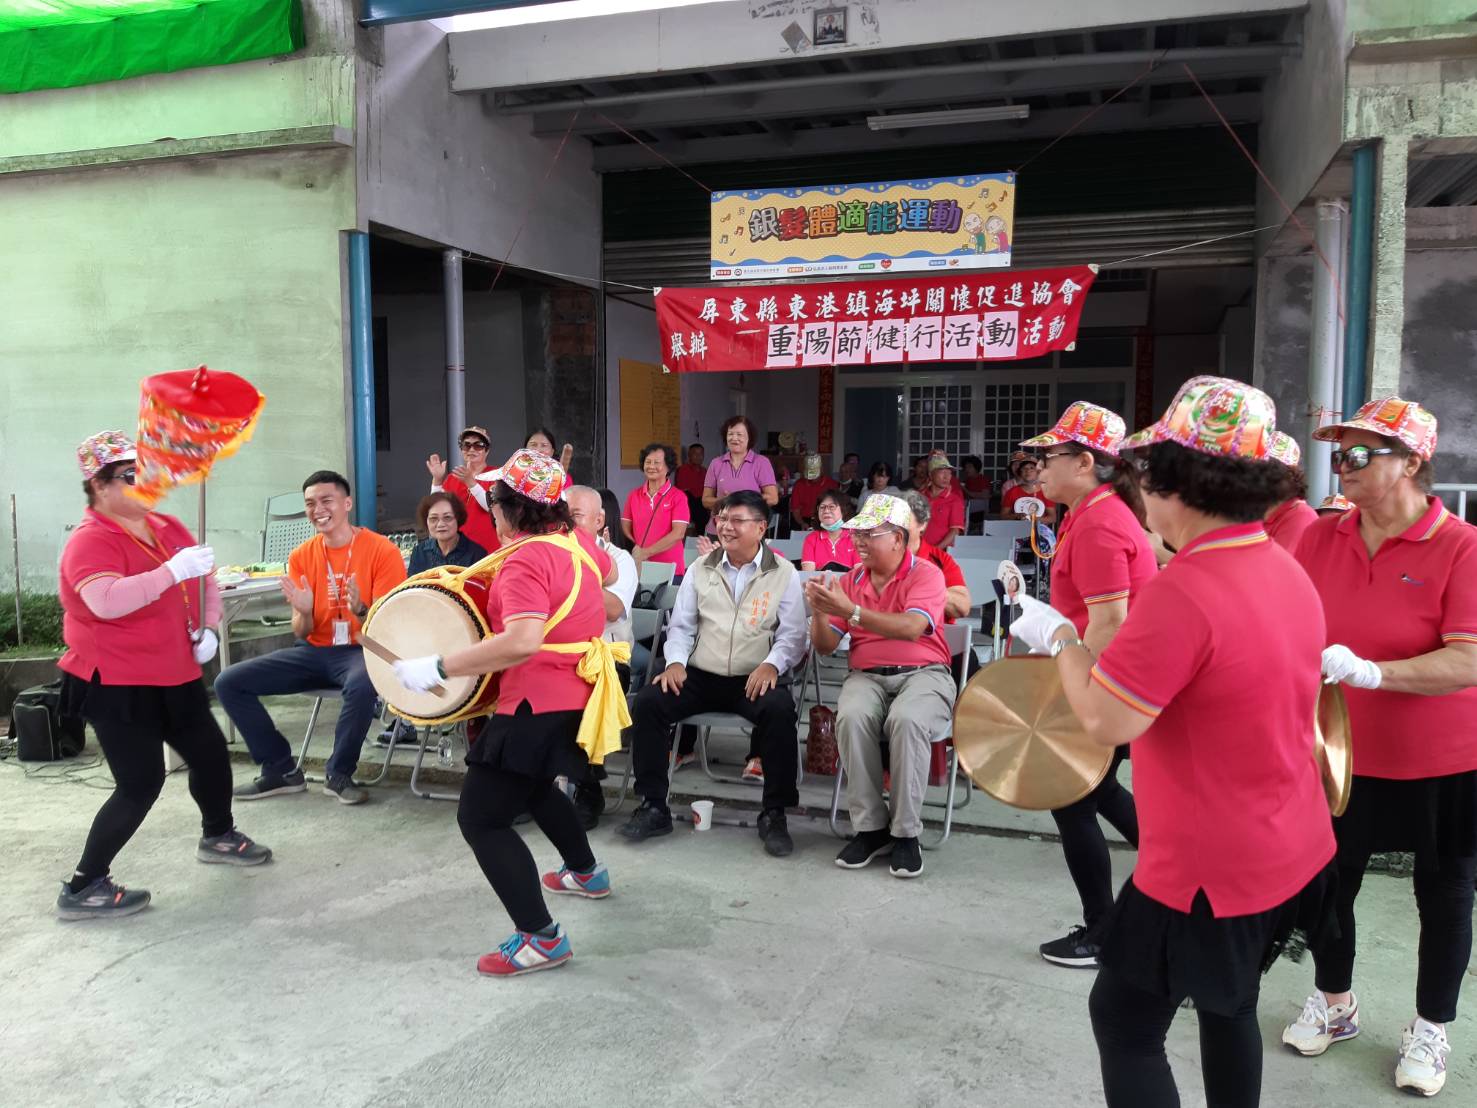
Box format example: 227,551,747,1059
802,453,823,480
77,430,137,480
1316,492,1355,514
476,448,567,505
1021,401,1128,456
1268,431,1302,468
1121,376,1278,460
843,493,912,532
1312,396,1438,461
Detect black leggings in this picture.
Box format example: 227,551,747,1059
1090,967,1263,1108
457,763,598,934
1314,848,1476,1023
75,681,235,885
1052,750,1139,927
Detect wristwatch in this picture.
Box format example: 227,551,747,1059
847,604,863,627
1050,636,1087,658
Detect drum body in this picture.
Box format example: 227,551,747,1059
361,575,498,725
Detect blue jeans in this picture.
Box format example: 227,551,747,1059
214,642,377,780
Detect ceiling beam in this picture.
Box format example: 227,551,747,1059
526,54,1279,137
590,92,1261,171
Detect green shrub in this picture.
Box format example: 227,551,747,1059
0,591,65,650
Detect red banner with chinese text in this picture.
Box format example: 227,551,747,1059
655,265,1096,374
817,366,835,453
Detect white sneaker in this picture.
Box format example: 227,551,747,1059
1396,1017,1449,1097
1282,991,1361,1056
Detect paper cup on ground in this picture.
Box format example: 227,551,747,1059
690,800,714,831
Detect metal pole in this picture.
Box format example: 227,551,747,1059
348,231,377,528
197,484,208,629
1306,199,1346,506
1342,145,1377,420
10,494,22,647
442,249,466,461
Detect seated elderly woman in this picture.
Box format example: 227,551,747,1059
407,491,489,576
801,490,858,571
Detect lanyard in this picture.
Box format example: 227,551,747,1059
638,483,673,546
324,530,358,617
121,518,197,634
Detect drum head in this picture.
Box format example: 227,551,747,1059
361,584,487,722
1314,683,1353,817
953,655,1113,811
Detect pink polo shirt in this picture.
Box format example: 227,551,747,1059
483,528,613,715
1266,497,1318,551
622,481,690,572
829,552,951,670
1294,498,1477,779
703,450,778,533
1092,523,1334,917
921,483,966,546
802,528,858,570
59,510,210,687
1050,486,1157,635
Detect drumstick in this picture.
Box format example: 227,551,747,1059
358,632,447,697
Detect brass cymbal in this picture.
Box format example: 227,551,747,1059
1314,683,1353,817
953,656,1113,811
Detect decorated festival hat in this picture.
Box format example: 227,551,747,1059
1268,432,1302,468
1312,396,1438,461
843,494,912,532
1020,401,1128,457
1121,376,1278,461
77,430,137,480
478,447,567,505
803,453,823,479
1317,493,1355,514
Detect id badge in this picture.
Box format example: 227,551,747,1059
332,619,351,646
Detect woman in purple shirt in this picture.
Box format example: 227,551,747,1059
700,416,779,534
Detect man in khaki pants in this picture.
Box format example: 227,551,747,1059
805,494,955,879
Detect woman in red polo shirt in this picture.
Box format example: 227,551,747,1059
426,424,500,554
621,442,690,575
54,431,271,921
1011,378,1336,1108
801,490,858,572
1263,432,1318,551
1283,397,1476,1098
1019,402,1155,971
395,449,622,978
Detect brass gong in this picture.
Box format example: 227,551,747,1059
1314,683,1353,817
953,656,1114,811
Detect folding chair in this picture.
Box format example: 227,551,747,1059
607,607,667,813
293,689,397,786
828,622,974,850
684,664,808,792
262,492,314,562
409,719,468,802
638,560,676,590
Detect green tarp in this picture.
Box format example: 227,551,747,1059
0,0,305,95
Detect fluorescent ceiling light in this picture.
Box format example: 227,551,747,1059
866,105,1031,131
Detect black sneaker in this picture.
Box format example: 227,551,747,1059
888,836,923,879
1039,924,1103,968
56,876,151,921
197,829,273,866
618,801,673,842
574,783,606,832
374,720,418,748
758,808,794,858
233,769,307,801
323,773,367,806
835,828,894,869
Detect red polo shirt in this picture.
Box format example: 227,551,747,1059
442,473,500,555
916,537,966,624
790,475,839,522
1050,486,1157,635
922,483,966,546
59,510,205,686
802,528,858,570
674,462,706,499
830,552,951,670
485,528,613,715
1266,497,1318,551
1294,498,1477,779
1092,523,1334,916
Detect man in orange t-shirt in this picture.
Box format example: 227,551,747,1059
215,470,406,805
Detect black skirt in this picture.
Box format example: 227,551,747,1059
1097,862,1339,1018
59,669,214,729
465,700,588,781
1333,771,1477,865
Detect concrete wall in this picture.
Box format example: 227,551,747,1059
370,290,526,526
360,20,601,280
1402,247,1477,486
1251,255,1315,452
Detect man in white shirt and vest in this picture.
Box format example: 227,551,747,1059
619,490,807,857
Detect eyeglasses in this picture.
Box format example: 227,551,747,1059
851,527,900,544
1039,450,1077,463
116,467,137,486
1331,445,1398,471
715,515,765,527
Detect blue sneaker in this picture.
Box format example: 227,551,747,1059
477,925,573,977
541,863,611,899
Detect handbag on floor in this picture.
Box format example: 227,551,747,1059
805,704,838,776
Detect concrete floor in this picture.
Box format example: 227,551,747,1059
3,730,1469,1108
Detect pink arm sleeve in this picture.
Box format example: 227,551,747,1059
203,574,223,627
78,565,177,620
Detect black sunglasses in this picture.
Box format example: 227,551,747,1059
1330,445,1398,471
116,467,137,486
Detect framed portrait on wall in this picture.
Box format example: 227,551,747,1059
813,6,846,47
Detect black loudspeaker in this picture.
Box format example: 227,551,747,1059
11,682,86,761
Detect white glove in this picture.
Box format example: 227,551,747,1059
165,544,215,583
1011,594,1075,656
191,629,218,665
1322,644,1382,689
394,655,444,693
